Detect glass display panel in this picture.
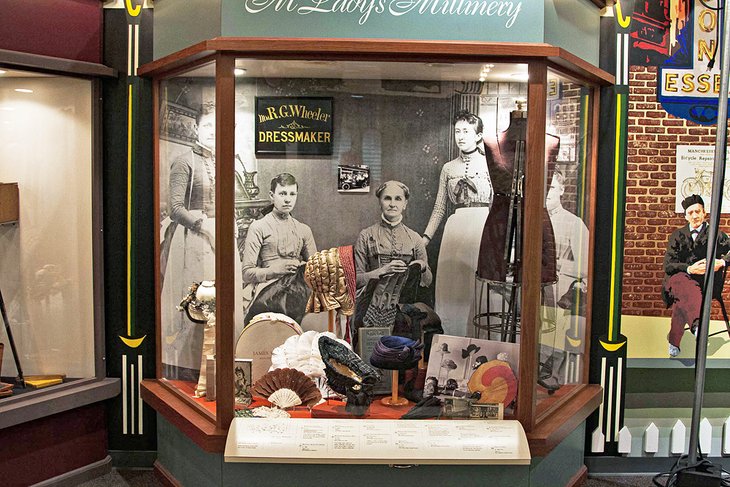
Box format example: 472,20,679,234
231,59,530,419
536,69,593,415
0,69,95,394
158,62,221,415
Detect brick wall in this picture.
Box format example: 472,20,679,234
623,65,729,318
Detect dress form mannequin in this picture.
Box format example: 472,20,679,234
478,109,558,284
484,109,560,195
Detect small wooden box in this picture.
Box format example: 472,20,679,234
0,183,19,224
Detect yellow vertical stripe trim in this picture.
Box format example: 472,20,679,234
127,84,133,337
608,94,623,340
574,94,590,322
615,0,631,28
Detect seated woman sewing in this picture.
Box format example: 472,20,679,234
353,180,432,328
240,173,317,324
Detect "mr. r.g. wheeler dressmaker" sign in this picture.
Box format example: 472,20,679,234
255,97,334,155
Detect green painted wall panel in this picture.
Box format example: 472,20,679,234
543,0,599,66
530,422,586,487
154,0,602,64
154,0,223,59
220,0,542,43
157,415,223,486
221,462,531,486
156,414,589,486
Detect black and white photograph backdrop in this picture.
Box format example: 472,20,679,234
157,75,553,376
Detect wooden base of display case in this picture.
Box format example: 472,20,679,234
527,384,602,457
567,465,589,487
0,403,109,485
142,378,601,457
140,379,228,452
152,412,590,487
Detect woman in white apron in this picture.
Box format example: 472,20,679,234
422,109,493,338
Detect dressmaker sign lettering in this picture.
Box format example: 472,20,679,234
255,97,333,155
658,0,729,125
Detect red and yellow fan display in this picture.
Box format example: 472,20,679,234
467,360,518,406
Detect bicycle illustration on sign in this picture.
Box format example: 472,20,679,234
681,167,730,202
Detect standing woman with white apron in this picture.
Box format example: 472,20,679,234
422,109,493,338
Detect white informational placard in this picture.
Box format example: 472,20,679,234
675,145,730,213
224,418,530,465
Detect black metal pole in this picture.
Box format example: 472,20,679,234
687,0,730,465
0,286,24,386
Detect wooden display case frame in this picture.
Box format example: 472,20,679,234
139,37,613,456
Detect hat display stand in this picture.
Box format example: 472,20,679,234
382,369,408,407
178,281,217,398
370,336,424,407
328,310,335,335
304,246,357,343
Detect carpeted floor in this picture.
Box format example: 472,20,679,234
584,475,657,486
79,469,660,486
78,469,162,487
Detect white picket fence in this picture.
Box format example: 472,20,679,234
592,416,730,456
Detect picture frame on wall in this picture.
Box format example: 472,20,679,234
160,101,198,147
337,165,370,193
234,358,253,406
255,96,334,156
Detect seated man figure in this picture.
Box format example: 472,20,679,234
662,194,730,357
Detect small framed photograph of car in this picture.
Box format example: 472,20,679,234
338,165,370,193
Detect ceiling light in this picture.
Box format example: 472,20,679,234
234,68,247,76
511,73,529,82
14,88,33,93
0,70,6,75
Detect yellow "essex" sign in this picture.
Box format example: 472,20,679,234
660,3,724,99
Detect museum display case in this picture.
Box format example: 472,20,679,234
0,69,95,397
0,61,117,428
141,38,611,455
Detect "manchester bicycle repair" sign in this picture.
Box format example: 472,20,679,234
675,145,730,213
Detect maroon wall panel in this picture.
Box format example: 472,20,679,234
0,0,102,64
0,403,108,486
